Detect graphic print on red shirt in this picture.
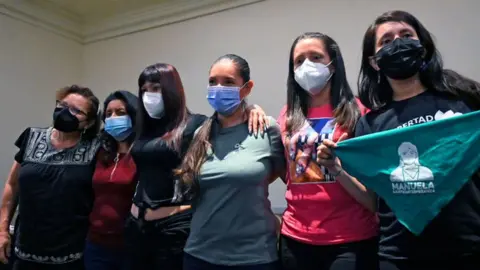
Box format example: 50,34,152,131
288,116,337,184
277,101,377,245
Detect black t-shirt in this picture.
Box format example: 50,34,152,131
131,113,207,209
14,127,100,264
355,91,480,261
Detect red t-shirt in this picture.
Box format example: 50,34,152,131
88,151,137,248
277,101,378,245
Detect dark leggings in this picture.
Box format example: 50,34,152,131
124,209,192,270
183,253,280,270
279,235,378,270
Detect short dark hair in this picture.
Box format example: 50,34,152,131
55,85,100,140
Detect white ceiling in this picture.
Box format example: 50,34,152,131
32,0,170,21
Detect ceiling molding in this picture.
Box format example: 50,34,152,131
82,0,265,44
0,0,265,44
0,0,83,43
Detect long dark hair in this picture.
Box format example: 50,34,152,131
358,10,480,110
136,63,188,151
286,32,360,135
55,85,100,140
176,54,250,186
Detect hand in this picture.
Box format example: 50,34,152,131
246,104,268,136
316,133,348,175
286,123,319,175
0,231,11,264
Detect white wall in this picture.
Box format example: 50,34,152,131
83,0,479,210
0,15,83,180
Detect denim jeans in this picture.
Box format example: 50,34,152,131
83,240,129,270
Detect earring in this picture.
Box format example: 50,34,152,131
377,73,381,84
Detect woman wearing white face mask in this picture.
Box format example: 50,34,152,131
276,32,378,270
124,63,268,270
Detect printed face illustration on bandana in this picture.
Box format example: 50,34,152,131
334,110,480,235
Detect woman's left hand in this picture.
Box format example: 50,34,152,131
316,133,348,175
246,104,268,136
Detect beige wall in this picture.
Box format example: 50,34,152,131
0,14,82,181
1,0,479,211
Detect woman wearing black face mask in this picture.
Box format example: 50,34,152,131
352,10,480,270
0,85,101,270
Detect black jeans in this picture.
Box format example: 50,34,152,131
279,235,378,270
183,253,280,270
124,209,192,270
12,259,84,270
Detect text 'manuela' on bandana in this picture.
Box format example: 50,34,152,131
334,110,480,235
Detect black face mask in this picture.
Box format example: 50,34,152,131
53,107,81,133
375,38,425,80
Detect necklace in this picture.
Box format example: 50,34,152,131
402,165,420,181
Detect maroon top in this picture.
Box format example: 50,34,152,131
88,151,137,248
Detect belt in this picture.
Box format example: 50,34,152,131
130,204,191,221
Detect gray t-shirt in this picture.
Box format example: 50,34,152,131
184,116,285,265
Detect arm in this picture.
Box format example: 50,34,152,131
0,161,20,263
316,117,377,213
266,117,287,184
0,162,20,233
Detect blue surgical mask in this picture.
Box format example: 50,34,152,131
207,85,244,116
104,115,133,141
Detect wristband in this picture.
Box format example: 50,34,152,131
331,167,343,177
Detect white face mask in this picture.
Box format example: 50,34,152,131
143,92,164,119
294,59,333,95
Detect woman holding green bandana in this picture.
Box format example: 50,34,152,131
317,10,480,270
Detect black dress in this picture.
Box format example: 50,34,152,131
12,127,100,270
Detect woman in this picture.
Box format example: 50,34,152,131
276,32,378,270
124,63,268,270
84,90,138,270
177,54,285,270
0,85,101,270
317,10,480,270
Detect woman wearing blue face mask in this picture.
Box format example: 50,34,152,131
84,90,138,270
177,54,285,270
124,63,268,270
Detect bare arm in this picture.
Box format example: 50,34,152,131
0,162,20,234
335,170,376,212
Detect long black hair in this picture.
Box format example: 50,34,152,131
358,10,480,110
136,63,188,152
286,32,360,135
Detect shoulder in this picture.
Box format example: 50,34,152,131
265,116,282,139
16,127,48,142
186,114,208,131
276,105,288,133
354,98,370,116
